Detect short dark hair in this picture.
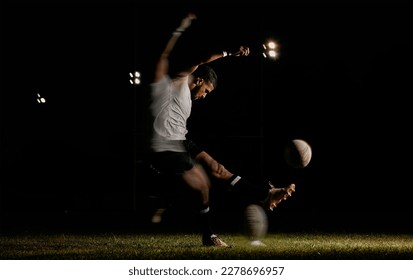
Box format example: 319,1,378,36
193,65,218,88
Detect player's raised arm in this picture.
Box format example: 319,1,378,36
153,13,197,83
180,45,251,78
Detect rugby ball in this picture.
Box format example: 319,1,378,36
284,139,312,168
244,204,268,240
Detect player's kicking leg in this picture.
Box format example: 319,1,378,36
261,182,296,211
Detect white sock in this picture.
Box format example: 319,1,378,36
230,176,241,186
200,206,210,214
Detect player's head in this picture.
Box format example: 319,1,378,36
190,65,217,101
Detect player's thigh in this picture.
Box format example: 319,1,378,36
181,164,210,191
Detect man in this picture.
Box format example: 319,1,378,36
142,13,294,247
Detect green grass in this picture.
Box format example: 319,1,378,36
1,231,412,259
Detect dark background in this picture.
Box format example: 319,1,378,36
1,0,412,234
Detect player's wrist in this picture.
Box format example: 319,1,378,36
173,27,185,36
222,50,232,57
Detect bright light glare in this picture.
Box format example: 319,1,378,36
36,93,46,103
267,41,277,49
129,71,141,85
262,39,280,60
268,50,278,58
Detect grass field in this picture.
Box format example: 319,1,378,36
1,231,412,260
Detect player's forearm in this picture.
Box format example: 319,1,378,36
196,51,228,65
188,45,250,72
154,14,195,82
163,13,195,57
199,46,250,64
191,47,240,67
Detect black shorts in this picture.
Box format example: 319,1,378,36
144,151,195,176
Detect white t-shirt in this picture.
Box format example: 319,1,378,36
149,75,191,152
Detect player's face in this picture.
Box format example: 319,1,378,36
190,79,214,101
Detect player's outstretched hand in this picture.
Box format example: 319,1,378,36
232,46,250,57
179,13,197,30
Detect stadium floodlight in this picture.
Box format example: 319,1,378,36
129,71,141,85
262,40,280,60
